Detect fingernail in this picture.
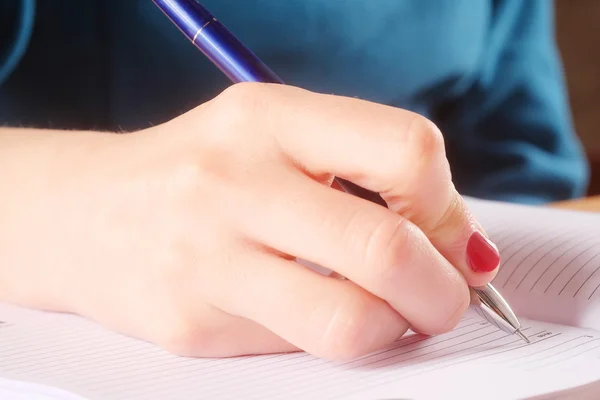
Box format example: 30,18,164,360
466,231,500,273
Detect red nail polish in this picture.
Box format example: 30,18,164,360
466,231,500,273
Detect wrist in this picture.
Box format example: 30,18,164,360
0,127,124,310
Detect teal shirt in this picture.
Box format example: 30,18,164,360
0,0,589,203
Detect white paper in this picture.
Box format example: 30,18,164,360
3,198,600,399
467,198,600,331
3,304,600,399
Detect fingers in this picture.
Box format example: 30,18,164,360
212,82,500,287
206,253,409,361
231,168,470,335
408,188,501,288
85,277,299,359
157,305,299,358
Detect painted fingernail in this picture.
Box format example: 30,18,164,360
466,231,500,273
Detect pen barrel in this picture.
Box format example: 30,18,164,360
153,0,283,84
153,0,388,208
153,0,212,41
195,20,283,83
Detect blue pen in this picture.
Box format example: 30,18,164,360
152,0,388,207
152,0,529,343
152,0,282,83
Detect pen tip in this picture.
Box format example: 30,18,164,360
516,329,530,343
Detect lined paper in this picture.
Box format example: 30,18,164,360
467,199,600,331
0,377,87,400
2,303,600,400
3,199,600,399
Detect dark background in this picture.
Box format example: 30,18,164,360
556,0,600,195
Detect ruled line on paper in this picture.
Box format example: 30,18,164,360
5,200,600,400
520,338,600,368
498,220,600,300
494,224,538,248
239,328,536,400
248,329,578,400
328,334,540,400
511,237,569,291
500,230,573,289
559,253,600,296
528,343,600,371
543,242,600,294
0,322,116,354
497,231,546,267
527,234,598,293
574,264,600,298
501,225,584,289
10,310,596,399
452,330,550,365
499,336,584,367
1,336,165,373
488,224,521,246
588,283,600,300
2,311,600,400
102,328,466,398
2,336,161,368
81,352,308,391
192,321,491,396
466,199,600,300
323,331,560,400
262,325,592,400
507,224,600,299
92,321,478,391
207,332,508,399
64,318,488,399
510,226,597,292
97,319,485,398
209,324,529,400
186,320,486,391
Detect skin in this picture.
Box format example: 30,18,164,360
0,83,499,361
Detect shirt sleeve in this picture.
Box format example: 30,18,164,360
437,0,589,204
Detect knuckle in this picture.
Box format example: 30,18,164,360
408,115,445,163
431,285,470,334
197,83,264,151
218,81,260,104
318,297,374,360
213,82,270,127
155,311,219,357
169,158,207,193
361,216,416,284
201,82,278,172
379,115,446,193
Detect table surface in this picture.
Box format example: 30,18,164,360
551,195,600,211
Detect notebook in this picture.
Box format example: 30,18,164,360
3,198,600,400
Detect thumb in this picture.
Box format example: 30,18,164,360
390,180,500,288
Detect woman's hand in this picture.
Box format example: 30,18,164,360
0,83,500,360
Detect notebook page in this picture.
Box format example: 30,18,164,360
466,198,600,331
3,303,600,400
0,376,87,400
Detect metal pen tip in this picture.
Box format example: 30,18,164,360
516,329,530,343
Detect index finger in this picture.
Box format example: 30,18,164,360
213,82,500,287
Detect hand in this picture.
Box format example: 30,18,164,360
0,83,500,360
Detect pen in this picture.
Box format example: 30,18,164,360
152,0,529,344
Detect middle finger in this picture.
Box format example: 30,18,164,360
232,168,470,335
